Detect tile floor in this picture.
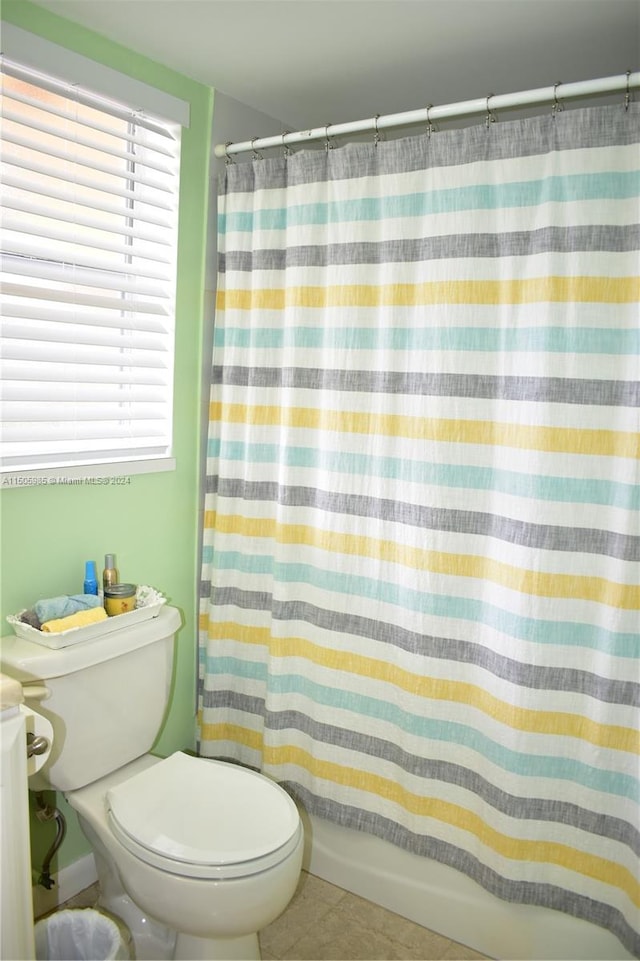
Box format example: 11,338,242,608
55,870,490,960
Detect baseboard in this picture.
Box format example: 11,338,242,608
32,853,98,919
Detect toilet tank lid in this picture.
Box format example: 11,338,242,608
0,606,181,681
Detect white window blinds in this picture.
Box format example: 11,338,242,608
0,59,181,473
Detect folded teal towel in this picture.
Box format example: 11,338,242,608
34,594,102,624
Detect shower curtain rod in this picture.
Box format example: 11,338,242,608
214,71,639,158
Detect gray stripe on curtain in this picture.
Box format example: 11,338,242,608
213,365,640,407
220,104,640,191
207,476,640,561
219,225,640,272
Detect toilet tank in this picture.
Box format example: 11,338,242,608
0,606,181,792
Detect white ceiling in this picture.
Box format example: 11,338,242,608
30,0,640,132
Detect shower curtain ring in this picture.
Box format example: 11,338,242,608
485,94,497,127
373,114,384,147
223,141,235,165
624,69,632,110
324,124,334,152
281,131,293,157
251,137,263,160
552,82,564,117
425,104,438,137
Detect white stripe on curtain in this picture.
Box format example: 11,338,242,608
199,102,639,955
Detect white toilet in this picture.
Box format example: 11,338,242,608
1,607,304,960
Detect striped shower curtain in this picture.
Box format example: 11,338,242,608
199,102,639,954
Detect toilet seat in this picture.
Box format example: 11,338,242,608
106,752,301,880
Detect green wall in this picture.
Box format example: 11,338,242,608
0,1,213,874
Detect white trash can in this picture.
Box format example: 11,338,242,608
34,908,130,960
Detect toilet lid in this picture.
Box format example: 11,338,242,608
106,752,300,878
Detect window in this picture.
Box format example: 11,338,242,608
1,50,182,477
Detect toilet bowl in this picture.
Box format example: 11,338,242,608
0,607,304,961
68,752,304,960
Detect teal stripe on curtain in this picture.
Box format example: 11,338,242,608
207,438,639,509
218,171,640,232
214,326,638,352
199,103,640,955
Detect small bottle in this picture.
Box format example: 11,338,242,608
84,560,98,595
103,553,120,592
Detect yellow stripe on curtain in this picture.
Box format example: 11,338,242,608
206,512,640,609
217,276,640,310
209,402,640,460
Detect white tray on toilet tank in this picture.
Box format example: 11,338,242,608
6,587,166,650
